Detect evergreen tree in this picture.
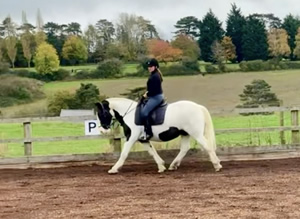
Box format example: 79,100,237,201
242,16,268,61
226,3,246,62
174,16,199,39
282,14,300,60
198,9,224,62
238,79,280,115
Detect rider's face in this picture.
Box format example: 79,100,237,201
148,66,155,72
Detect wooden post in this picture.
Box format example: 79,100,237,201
23,121,32,156
279,100,285,145
291,109,299,144
109,125,121,153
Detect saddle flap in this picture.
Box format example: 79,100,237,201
135,99,168,126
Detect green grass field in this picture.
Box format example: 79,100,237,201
0,112,293,157
2,67,300,157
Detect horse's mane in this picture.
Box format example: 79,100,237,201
106,97,137,110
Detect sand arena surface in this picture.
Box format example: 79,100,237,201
0,158,300,219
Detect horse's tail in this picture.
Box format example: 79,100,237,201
201,106,217,151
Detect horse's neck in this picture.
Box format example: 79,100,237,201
108,98,137,116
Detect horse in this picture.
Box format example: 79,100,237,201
95,97,222,174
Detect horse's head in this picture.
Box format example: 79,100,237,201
95,100,113,134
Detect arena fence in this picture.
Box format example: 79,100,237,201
0,107,300,169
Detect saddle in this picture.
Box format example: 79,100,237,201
135,98,168,126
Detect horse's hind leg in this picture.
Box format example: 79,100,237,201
143,142,166,173
194,135,222,171
169,136,190,170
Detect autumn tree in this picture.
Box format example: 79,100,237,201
171,34,200,60
147,39,182,63
34,42,59,74
267,28,290,60
221,36,236,62
62,35,88,64
294,27,300,58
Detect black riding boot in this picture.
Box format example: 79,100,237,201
139,118,153,142
144,119,153,140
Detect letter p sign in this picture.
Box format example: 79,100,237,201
85,120,100,135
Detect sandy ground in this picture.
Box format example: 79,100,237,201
0,158,300,219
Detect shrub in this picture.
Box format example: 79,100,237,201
92,58,123,78
0,75,45,107
181,57,200,71
160,64,199,76
0,62,10,74
47,83,105,116
205,64,220,74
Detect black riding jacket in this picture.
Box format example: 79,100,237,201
147,70,163,97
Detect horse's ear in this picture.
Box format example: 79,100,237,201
95,102,103,111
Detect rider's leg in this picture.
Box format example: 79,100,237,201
139,94,164,141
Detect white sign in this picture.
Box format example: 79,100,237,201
85,120,100,135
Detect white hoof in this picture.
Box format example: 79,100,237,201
158,165,166,173
108,169,118,174
214,164,223,172
168,165,178,171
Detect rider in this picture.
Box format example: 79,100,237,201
139,58,164,141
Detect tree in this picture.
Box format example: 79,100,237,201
44,22,67,62
226,3,246,62
251,13,282,29
221,36,236,62
282,14,300,60
62,35,88,64
198,9,224,62
171,34,200,60
238,79,280,114
35,9,47,46
34,42,59,74
83,24,99,62
174,16,199,39
65,22,82,36
115,13,157,60
147,39,182,63
211,41,225,71
2,16,17,68
242,15,268,61
293,27,300,58
267,28,290,60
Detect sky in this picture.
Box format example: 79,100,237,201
0,0,299,40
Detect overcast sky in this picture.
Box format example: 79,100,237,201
0,0,299,40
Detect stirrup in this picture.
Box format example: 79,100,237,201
138,133,152,142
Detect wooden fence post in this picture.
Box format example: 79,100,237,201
279,100,285,145
109,125,121,153
23,121,32,156
291,109,299,144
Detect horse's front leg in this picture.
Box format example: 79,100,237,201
142,142,166,173
108,134,138,174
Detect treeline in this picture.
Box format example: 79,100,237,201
1,4,300,74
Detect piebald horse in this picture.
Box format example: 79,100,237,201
95,97,222,173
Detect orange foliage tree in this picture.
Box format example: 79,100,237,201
146,39,182,63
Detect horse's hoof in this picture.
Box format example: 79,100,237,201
108,169,118,174
214,164,223,172
158,166,166,173
168,165,178,171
